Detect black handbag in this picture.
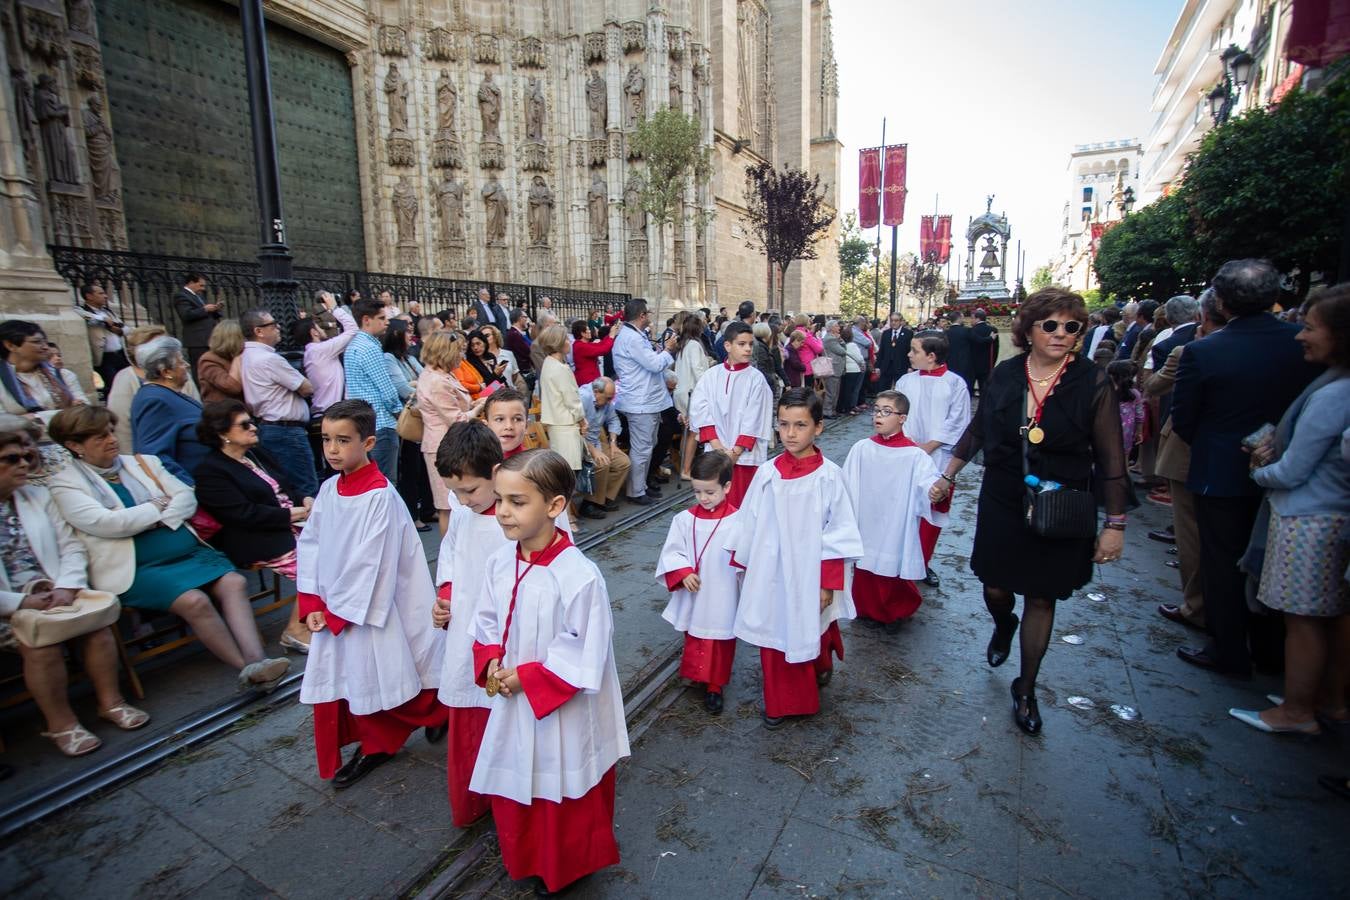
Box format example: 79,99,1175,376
1021,381,1098,541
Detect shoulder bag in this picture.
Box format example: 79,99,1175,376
10,584,121,648
810,355,835,378
396,395,424,442
1020,380,1098,541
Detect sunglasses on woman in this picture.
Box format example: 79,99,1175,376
1037,320,1083,335
0,450,38,467
233,419,259,431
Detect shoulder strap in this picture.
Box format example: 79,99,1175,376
133,454,169,496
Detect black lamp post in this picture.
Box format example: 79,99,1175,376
1208,43,1255,125
1121,186,1136,216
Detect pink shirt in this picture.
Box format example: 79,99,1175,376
241,341,309,422
303,306,357,413
796,330,823,367
417,368,475,452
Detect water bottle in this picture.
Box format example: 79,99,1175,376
1024,474,1062,493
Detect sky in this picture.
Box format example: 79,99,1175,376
832,0,1182,281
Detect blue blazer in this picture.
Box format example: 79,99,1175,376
130,383,208,486
1171,313,1322,497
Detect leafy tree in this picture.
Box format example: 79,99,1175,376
743,162,836,311
1180,75,1349,287
838,212,872,280
1095,192,1202,301
1029,264,1054,291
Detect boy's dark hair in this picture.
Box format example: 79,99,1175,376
722,321,753,345
436,419,503,479
498,448,574,504
351,298,384,329
483,387,528,418
1106,360,1137,395
322,399,376,439
690,449,734,485
872,389,910,416
914,330,949,363
777,386,823,423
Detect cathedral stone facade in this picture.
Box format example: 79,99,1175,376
1,0,840,383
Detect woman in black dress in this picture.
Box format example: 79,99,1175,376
929,288,1129,734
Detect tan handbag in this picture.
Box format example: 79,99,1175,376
10,589,121,648
396,396,424,442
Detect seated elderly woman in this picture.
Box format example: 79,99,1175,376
107,325,201,453
193,400,314,653
0,320,88,422
130,335,209,485
46,406,289,691
0,414,147,758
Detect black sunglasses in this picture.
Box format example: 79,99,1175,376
0,450,37,466
1037,320,1084,335
234,419,258,431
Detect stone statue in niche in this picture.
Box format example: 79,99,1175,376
436,175,465,243
83,95,118,204
384,63,409,134
67,0,95,36
34,74,79,185
588,172,608,241
524,77,545,143
623,64,645,128
669,67,682,110
624,177,646,237
691,65,703,128
481,175,508,245
436,70,457,136
527,176,553,245
478,71,501,140
392,176,418,243
586,69,607,139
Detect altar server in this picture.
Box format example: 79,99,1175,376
483,387,571,534
731,388,863,728
298,400,447,788
842,390,947,631
469,450,629,894
688,321,773,506
431,420,508,827
656,451,742,715
895,331,971,584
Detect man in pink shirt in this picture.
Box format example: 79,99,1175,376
240,308,318,496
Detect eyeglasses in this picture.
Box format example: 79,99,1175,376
259,321,279,329
233,419,258,431
0,450,37,467
873,407,902,418
1036,320,1084,335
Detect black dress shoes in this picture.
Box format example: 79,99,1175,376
987,613,1019,668
332,750,394,788
602,499,621,512
816,670,832,688
578,501,607,520
1010,679,1042,735
627,493,656,506
762,713,785,729
1175,646,1251,679
703,690,724,715
646,482,664,497
923,567,940,586
1147,529,1176,545
1157,604,1203,631
424,724,448,744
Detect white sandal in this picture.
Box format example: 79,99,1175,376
99,703,151,731
42,723,103,757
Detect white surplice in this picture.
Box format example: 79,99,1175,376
895,369,972,471
656,506,742,640
436,505,510,710
297,475,443,715
729,456,863,663
841,436,945,580
469,541,630,804
688,363,773,466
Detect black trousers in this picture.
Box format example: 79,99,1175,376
1194,493,1263,673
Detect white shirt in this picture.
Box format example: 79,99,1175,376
612,323,673,414
895,369,972,472
657,506,742,639
688,362,773,466
842,436,945,580
436,504,510,709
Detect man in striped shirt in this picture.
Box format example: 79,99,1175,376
342,299,403,480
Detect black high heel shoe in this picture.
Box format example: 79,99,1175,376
986,613,1019,668
1010,678,1042,735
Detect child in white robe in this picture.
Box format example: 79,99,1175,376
298,400,447,787
656,451,742,715
688,321,773,506
431,420,509,827
895,331,972,582
469,450,629,893
482,387,571,535
842,389,947,631
731,388,863,727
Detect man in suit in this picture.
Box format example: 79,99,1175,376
1083,306,1120,359
1117,299,1157,359
968,308,998,399
76,282,127,397
505,307,536,389
174,272,220,370
876,312,912,388
472,287,510,333
942,309,974,393
1171,259,1322,677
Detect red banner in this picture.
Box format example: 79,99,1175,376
935,215,952,264
858,148,881,229
920,216,936,260
882,145,908,226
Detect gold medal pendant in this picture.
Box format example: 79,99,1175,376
1027,425,1045,444
485,673,500,697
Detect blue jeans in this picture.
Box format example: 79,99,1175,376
258,422,319,498
372,427,399,482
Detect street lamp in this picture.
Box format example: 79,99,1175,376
1209,44,1254,125
1121,186,1136,216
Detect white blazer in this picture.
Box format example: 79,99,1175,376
47,455,198,595
0,485,90,615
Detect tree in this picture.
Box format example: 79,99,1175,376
1095,191,1201,301
629,107,712,312
1180,75,1349,287
838,212,872,280
743,162,836,311
1029,264,1054,291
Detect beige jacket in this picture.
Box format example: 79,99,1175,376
0,485,89,615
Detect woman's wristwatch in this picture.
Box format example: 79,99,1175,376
940,473,956,485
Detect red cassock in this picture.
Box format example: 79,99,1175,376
851,568,923,622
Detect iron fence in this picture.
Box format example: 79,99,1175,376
48,245,629,343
